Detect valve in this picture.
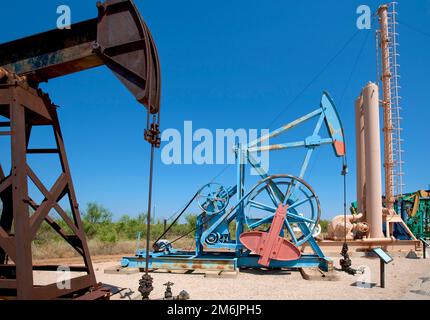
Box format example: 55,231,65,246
163,281,174,300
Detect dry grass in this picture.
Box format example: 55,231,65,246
32,240,137,260
31,237,196,260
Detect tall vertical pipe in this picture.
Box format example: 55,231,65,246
354,95,366,219
377,4,395,210
363,82,385,238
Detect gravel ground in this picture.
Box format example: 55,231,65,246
32,251,430,300
35,250,430,300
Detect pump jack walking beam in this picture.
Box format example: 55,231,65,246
0,0,160,114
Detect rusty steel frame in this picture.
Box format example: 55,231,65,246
0,82,98,299
0,0,161,299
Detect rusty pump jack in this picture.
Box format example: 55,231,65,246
0,0,160,299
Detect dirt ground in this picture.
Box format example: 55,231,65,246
33,249,430,300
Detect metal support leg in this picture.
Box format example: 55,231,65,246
235,144,245,254
420,238,428,259
51,109,96,283
0,86,98,299
10,99,33,299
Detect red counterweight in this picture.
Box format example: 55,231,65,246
240,204,301,267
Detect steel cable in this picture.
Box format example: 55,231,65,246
266,29,361,130
155,27,367,251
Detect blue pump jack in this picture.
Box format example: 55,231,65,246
122,92,346,272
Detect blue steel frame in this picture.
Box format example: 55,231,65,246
122,92,344,272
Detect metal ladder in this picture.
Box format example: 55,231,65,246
385,2,405,199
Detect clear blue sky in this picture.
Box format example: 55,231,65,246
0,1,429,221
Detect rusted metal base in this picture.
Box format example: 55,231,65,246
0,83,99,299
123,253,237,272
121,250,332,272
74,283,119,300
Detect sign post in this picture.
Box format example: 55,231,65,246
372,247,393,289
420,238,429,259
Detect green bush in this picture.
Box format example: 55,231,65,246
83,202,112,224
96,223,118,243
115,214,144,239
31,203,201,245
82,203,114,239
31,200,336,248
319,219,329,234
185,214,197,230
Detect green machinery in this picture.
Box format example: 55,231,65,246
349,190,430,240
396,190,430,240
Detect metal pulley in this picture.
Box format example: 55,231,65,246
197,183,230,215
